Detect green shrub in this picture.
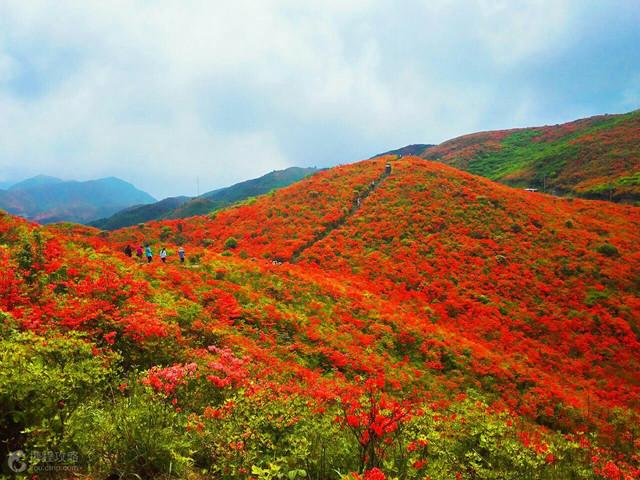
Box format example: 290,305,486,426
0,328,118,454
395,395,595,480
13,230,46,287
596,242,619,257
191,392,357,479
160,225,173,241
224,237,239,250
69,384,192,479
188,252,203,265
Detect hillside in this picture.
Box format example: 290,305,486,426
1,157,638,479
418,110,640,202
91,166,318,230
0,176,156,224
89,196,191,230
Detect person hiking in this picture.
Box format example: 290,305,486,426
178,246,185,264
385,162,392,175
136,245,143,260
124,244,132,257
160,247,168,263
145,245,153,263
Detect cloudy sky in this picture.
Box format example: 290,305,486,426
1,0,639,198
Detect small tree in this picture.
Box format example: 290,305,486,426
596,242,619,257
224,237,238,250
338,375,414,471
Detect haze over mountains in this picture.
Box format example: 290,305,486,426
0,167,318,227
3,110,637,229
0,175,156,224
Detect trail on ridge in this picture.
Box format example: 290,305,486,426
289,165,392,263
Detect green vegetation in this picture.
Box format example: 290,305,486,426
91,167,318,230
596,242,619,257
423,110,640,201
224,236,239,249
0,325,603,480
0,323,117,455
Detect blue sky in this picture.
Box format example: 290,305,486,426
0,0,639,198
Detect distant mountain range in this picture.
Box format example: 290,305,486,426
0,175,156,224
388,110,640,202
90,166,319,230
5,110,636,228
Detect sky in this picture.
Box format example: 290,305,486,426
0,0,639,199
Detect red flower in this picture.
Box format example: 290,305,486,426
363,468,385,480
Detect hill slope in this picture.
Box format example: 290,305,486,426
91,166,318,230
0,176,156,224
89,196,191,230
419,110,640,201
1,157,638,478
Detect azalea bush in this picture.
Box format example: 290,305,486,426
0,156,638,478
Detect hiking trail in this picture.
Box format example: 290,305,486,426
289,166,391,263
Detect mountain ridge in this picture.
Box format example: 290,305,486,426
387,110,640,202
0,175,156,224
90,166,319,230
8,174,64,191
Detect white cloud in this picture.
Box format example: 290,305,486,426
0,0,637,197
472,0,574,64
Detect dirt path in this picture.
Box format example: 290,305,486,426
289,167,391,263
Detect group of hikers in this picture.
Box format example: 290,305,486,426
123,244,186,264
120,164,391,266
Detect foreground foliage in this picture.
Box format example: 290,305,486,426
0,156,639,479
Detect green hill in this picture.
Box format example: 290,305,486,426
89,196,191,230
418,109,640,202
91,166,318,230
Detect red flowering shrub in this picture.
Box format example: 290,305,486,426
0,154,638,478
